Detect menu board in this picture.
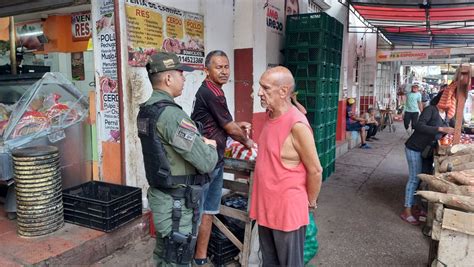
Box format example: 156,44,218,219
92,0,120,143
125,0,205,69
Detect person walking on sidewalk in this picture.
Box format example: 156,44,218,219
249,66,323,266
401,90,454,225
138,52,218,266
404,84,423,133
191,50,254,266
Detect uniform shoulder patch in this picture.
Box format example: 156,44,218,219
172,119,198,151
179,119,198,132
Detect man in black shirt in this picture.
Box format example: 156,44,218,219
191,50,254,266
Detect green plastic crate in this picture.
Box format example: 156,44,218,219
310,32,330,47
318,151,327,167
315,109,326,125
286,63,298,76
286,12,331,32
295,79,308,94
316,140,327,154
315,95,327,110
331,81,340,94
313,125,325,142
296,64,309,78
306,109,315,125
315,78,328,95
298,96,307,108
308,47,327,63
286,48,310,62
307,79,318,93
328,105,337,122
329,137,336,150
285,32,311,47
332,65,340,79
303,93,321,109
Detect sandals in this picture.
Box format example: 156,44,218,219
400,213,420,226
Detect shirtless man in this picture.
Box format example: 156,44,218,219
249,66,323,267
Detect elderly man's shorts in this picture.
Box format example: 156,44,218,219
346,122,363,131
200,166,224,215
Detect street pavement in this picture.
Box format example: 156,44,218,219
96,122,430,266
311,122,430,266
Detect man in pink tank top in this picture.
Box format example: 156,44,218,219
249,66,323,266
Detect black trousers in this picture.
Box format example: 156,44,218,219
404,112,419,130
258,225,306,267
366,123,377,139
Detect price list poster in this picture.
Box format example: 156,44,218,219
125,0,205,69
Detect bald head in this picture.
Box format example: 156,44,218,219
258,66,296,114
263,66,295,96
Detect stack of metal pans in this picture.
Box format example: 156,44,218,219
12,146,64,237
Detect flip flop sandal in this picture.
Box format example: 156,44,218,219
400,214,420,226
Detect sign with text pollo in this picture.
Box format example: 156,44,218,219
71,12,91,41
125,0,205,69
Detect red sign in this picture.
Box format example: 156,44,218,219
71,12,91,41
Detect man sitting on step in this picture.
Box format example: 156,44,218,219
346,98,371,149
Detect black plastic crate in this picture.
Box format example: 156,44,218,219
208,224,241,266
63,181,142,232
207,194,247,266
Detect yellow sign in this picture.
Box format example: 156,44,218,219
126,5,163,48
125,0,205,68
166,15,183,39
184,18,203,38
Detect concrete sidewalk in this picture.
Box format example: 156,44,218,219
96,122,431,266
311,122,430,266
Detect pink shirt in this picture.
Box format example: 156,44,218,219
249,106,310,231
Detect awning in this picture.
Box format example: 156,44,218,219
349,0,474,48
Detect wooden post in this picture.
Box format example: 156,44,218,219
453,65,471,145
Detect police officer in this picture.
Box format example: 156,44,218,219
138,52,218,266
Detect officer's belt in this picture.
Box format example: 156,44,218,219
158,187,187,198
166,174,198,188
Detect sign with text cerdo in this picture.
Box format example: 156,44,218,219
72,12,91,41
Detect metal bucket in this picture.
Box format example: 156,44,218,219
12,146,64,237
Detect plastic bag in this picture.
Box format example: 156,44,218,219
225,138,258,161
304,212,319,264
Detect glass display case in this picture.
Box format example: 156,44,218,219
0,72,90,216
1,72,88,148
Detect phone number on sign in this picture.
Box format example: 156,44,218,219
178,55,204,64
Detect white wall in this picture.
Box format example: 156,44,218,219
252,0,268,113
325,1,348,101
158,0,235,117
345,7,378,102
116,0,235,194
234,0,254,49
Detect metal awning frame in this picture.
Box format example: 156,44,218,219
344,0,474,48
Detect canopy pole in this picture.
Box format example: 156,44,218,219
9,16,16,75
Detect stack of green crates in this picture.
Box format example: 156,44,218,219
284,12,343,181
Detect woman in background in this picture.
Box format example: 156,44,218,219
401,90,454,225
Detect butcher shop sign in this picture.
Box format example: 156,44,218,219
71,12,91,41
125,0,205,69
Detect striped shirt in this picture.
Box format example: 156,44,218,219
191,80,233,166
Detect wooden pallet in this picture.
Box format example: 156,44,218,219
430,205,474,266
213,158,255,266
